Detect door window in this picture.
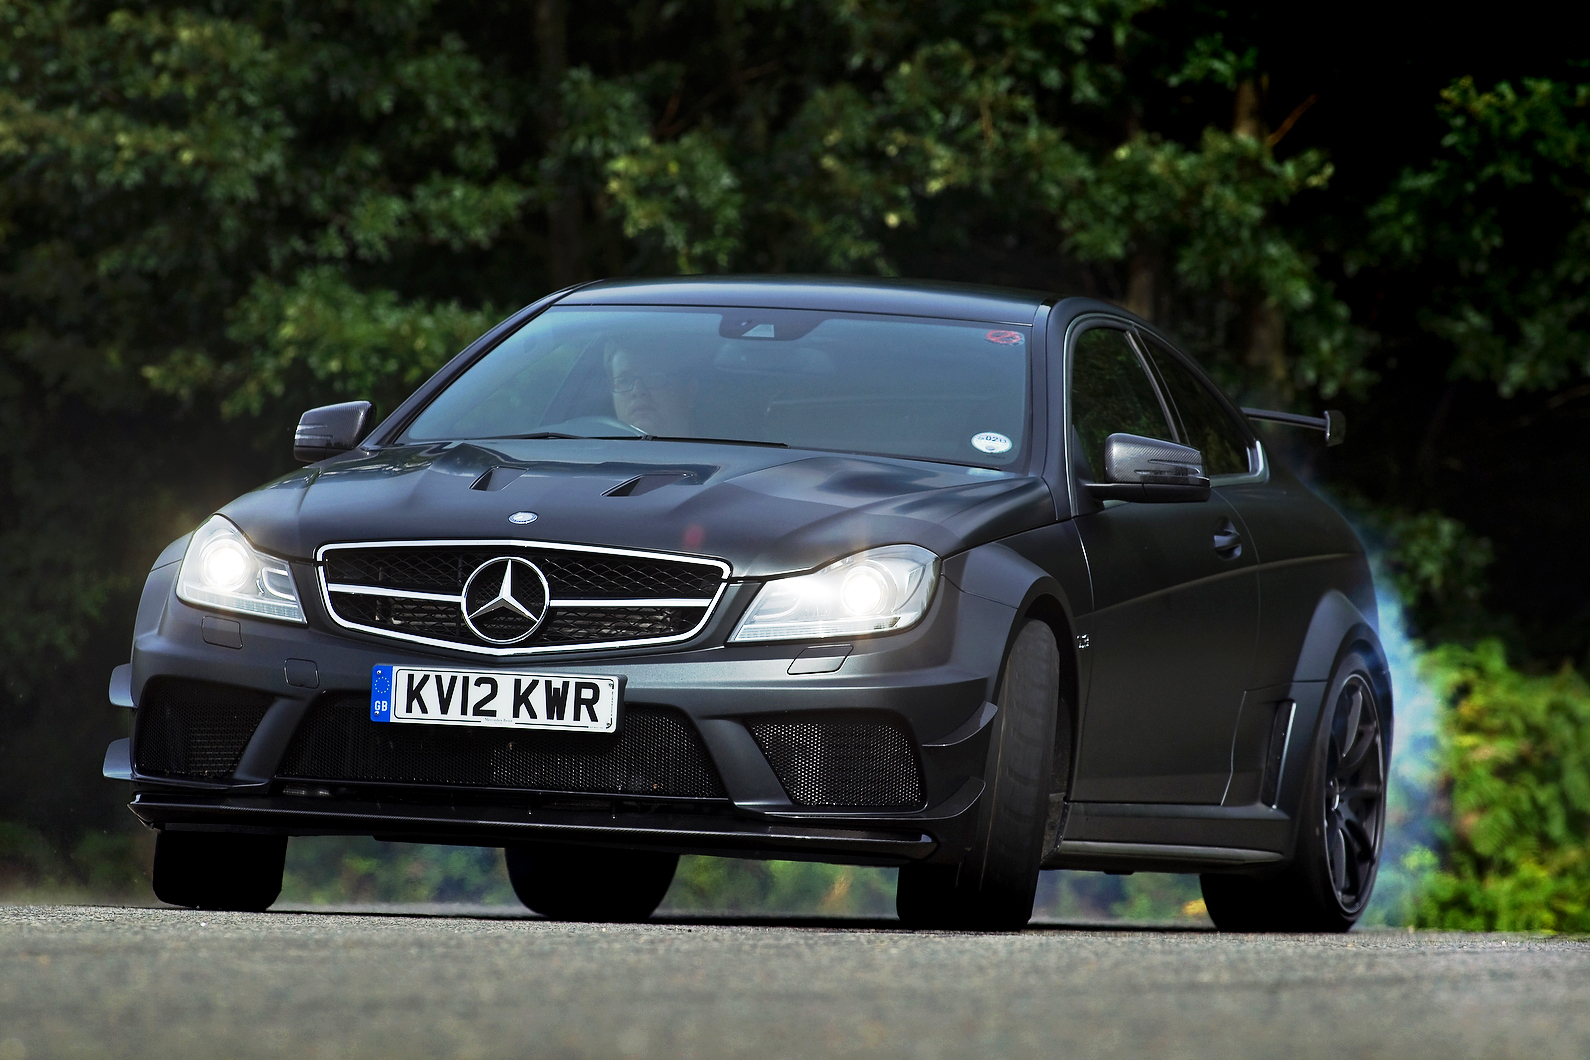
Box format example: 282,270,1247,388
1069,326,1174,479
1136,335,1252,476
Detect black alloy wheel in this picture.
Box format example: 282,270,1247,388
505,842,679,921
895,619,1065,931
1201,649,1387,932
1321,671,1386,912
151,830,288,912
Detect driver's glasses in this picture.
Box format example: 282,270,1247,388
610,370,688,394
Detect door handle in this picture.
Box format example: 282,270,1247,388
1213,518,1243,560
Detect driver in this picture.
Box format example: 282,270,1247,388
605,342,700,436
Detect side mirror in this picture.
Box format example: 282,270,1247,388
1084,433,1212,503
294,401,374,463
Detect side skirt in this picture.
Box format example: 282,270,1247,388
1043,800,1290,873
1044,839,1282,874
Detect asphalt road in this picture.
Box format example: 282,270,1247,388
2,905,1586,1060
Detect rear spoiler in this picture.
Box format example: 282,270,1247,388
1242,408,1345,447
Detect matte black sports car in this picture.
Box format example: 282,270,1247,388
103,277,1390,931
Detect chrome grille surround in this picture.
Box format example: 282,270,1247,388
316,539,730,656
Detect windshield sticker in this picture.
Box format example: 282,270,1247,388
985,330,1023,345
971,432,1013,454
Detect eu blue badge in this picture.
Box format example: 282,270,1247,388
370,664,394,723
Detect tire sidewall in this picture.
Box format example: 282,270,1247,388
968,620,1060,912
1293,648,1387,926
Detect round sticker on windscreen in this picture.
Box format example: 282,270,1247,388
972,432,1013,454
985,330,1023,345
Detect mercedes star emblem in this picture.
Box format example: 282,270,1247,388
508,511,538,525
460,556,550,644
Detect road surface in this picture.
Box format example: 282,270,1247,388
1,904,1585,1059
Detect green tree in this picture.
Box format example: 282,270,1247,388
1414,641,1590,932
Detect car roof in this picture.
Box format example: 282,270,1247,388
556,275,1053,325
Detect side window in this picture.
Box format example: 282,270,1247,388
1069,326,1174,479
1137,335,1251,476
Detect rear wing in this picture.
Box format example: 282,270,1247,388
1242,407,1345,447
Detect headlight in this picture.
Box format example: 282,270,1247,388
176,515,306,624
730,544,938,643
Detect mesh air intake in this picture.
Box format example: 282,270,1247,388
278,694,726,799
748,716,924,809
132,679,275,780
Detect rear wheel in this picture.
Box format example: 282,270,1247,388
896,620,1061,930
505,843,678,921
1201,649,1387,932
152,830,287,912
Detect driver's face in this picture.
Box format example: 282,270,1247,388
610,350,696,436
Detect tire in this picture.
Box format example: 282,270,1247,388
152,830,287,912
505,843,678,921
896,620,1061,930
1201,649,1387,932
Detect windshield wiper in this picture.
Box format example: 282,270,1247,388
480,432,788,447
628,435,789,448
483,432,611,440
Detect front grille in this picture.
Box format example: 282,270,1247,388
278,693,727,799
330,596,701,645
749,716,925,809
320,542,726,654
132,679,275,780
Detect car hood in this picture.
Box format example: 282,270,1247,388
222,440,1055,577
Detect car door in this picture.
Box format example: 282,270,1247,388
1067,322,1260,804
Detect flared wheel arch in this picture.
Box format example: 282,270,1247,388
1276,629,1394,868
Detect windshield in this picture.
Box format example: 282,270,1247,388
402,306,1031,468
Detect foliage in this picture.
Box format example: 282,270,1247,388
1349,501,1497,642
663,858,897,916
1414,641,1590,932
3,2,1590,923
1366,78,1590,396
282,838,516,905
0,821,152,898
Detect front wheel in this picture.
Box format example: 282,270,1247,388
505,843,678,921
896,620,1063,930
1201,649,1387,932
152,830,287,912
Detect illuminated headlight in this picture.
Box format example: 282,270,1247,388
730,545,938,643
176,515,306,624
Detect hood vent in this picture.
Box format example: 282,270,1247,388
605,471,699,497
470,466,524,492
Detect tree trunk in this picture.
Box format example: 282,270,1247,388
535,0,585,288
1233,78,1288,400
1232,79,1264,140
1124,248,1158,323
1246,301,1292,404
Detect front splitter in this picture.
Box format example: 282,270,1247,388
130,793,937,866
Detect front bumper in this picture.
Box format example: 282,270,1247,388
115,561,1021,866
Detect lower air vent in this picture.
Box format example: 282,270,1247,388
748,716,924,809
278,694,726,799
132,679,275,780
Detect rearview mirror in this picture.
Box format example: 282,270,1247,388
1084,433,1211,503
294,401,374,463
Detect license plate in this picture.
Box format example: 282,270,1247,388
370,665,620,733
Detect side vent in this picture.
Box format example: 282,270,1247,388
1260,699,1297,807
